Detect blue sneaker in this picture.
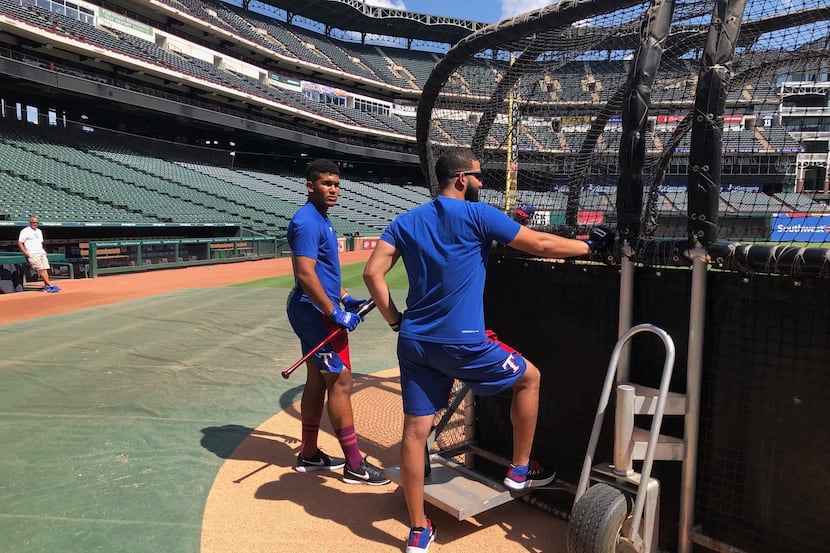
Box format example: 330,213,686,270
503,460,555,491
44,285,60,293
406,517,435,552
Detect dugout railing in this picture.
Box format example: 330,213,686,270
84,236,286,277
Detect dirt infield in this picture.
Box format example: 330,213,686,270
0,251,371,324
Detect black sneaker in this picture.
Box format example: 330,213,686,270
343,456,391,485
503,460,556,491
295,449,346,473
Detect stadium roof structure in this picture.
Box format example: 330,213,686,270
254,0,489,45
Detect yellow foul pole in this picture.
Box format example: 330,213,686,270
505,55,519,213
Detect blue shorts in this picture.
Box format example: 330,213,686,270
286,290,351,373
397,331,526,416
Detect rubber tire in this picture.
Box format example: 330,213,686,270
567,483,632,553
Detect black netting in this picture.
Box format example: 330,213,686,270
481,256,830,552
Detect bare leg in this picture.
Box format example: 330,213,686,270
401,413,433,528
323,369,355,430
300,360,326,421
510,360,542,467
298,360,327,456
38,269,54,287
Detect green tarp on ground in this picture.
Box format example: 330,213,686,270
0,287,399,552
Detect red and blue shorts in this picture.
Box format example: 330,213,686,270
287,292,351,374
397,330,526,416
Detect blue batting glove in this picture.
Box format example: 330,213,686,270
341,294,367,313
330,305,361,331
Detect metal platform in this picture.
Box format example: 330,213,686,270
385,451,523,520
391,384,571,521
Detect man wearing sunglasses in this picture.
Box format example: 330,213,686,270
364,147,615,552
17,216,60,293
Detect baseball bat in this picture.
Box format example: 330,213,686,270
281,299,376,379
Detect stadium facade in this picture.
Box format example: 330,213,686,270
0,0,828,190
0,0,828,250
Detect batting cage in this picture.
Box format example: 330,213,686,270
412,1,830,552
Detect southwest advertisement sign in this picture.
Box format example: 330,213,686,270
770,213,830,243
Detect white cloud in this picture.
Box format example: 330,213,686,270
500,0,551,20
363,0,408,9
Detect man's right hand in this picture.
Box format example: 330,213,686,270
330,305,361,331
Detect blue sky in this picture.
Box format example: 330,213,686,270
365,0,552,24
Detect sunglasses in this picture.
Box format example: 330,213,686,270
29,221,39,225
457,171,482,179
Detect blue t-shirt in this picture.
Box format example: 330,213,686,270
380,196,521,344
287,202,341,306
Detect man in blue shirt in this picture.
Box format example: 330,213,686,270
364,148,615,551
287,158,389,486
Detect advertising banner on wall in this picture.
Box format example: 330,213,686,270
578,211,605,225
301,81,347,98
770,213,830,242
98,8,154,39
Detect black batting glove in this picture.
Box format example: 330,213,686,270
584,225,616,254
390,313,402,332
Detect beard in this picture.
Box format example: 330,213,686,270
465,185,480,202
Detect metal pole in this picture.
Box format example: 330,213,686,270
89,241,98,278
613,384,635,476
504,55,519,213
617,250,635,382
678,249,707,553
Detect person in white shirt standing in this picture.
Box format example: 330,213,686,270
17,216,60,293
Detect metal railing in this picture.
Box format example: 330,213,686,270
85,236,286,277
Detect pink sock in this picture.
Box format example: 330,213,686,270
301,416,321,458
334,424,363,470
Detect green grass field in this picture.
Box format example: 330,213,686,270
234,259,409,290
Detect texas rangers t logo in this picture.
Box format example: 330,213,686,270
317,352,335,368
502,353,521,374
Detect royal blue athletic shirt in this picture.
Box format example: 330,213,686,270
287,202,341,307
380,195,521,344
